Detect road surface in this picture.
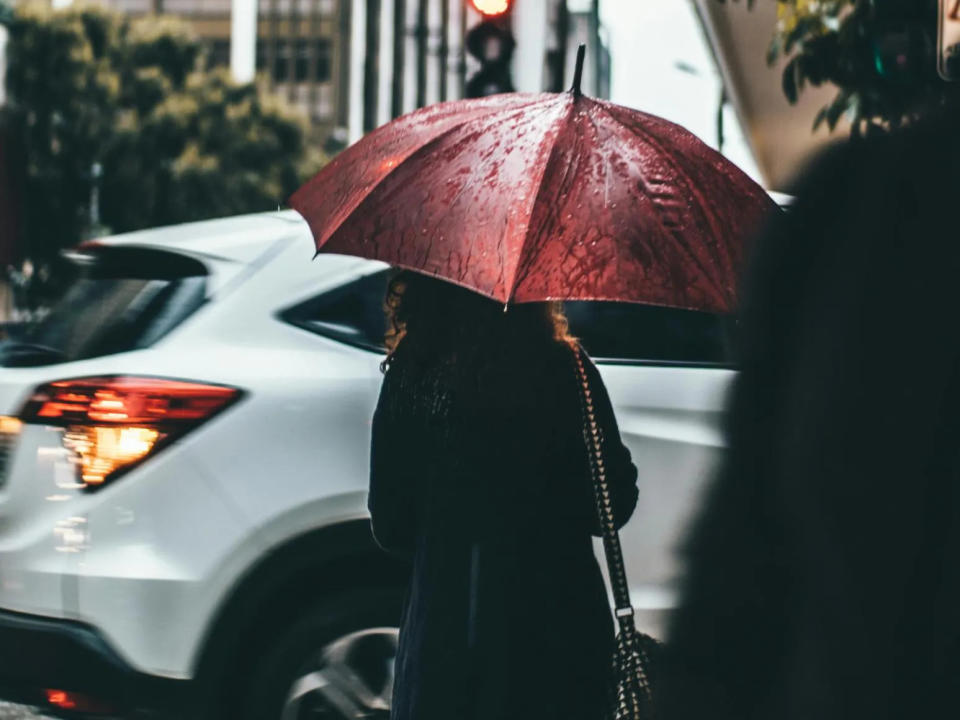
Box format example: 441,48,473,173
0,703,50,719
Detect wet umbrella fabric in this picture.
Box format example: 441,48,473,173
290,73,776,314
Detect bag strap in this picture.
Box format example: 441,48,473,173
571,344,637,629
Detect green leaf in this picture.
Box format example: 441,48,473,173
782,57,800,104
812,105,829,131
767,36,782,66
3,3,323,261
825,92,849,131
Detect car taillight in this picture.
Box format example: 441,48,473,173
20,376,241,489
0,416,22,489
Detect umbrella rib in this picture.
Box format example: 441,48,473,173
603,102,734,288
596,102,729,303
313,97,549,250
513,118,589,300
502,97,578,304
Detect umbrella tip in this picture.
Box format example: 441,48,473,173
570,44,586,98
312,249,321,261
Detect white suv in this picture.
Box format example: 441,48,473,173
0,212,734,719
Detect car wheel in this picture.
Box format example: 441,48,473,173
239,588,404,720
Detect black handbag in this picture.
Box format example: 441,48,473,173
571,345,660,720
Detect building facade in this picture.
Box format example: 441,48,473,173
95,0,607,146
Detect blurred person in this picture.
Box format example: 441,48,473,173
368,270,639,720
659,112,960,720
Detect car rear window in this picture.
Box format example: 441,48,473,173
282,270,388,353
0,247,208,367
283,270,733,365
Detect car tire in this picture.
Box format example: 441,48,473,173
236,587,404,720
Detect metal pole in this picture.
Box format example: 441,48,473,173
0,25,7,108
513,0,547,92
347,0,365,142
439,0,449,100
231,0,259,83
415,0,427,108
392,0,406,118
553,0,569,92
376,0,395,125
591,0,600,93
307,0,321,121
363,0,381,132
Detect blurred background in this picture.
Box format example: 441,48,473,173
0,0,857,329
1,2,956,718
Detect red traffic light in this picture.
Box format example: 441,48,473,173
470,0,510,16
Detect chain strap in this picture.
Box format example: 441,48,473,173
571,344,658,720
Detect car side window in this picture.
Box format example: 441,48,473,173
564,301,734,365
282,271,733,364
281,270,390,352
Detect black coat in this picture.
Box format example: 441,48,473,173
661,116,960,720
369,342,638,720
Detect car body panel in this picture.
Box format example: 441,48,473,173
598,363,733,636
0,210,735,684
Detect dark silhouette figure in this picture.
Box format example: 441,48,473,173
369,272,639,720
660,115,960,720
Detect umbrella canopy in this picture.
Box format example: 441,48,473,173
290,50,777,313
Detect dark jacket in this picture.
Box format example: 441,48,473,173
661,116,960,720
369,341,638,720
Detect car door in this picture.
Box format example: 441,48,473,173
288,275,736,639
565,302,736,638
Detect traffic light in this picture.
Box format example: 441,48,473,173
869,0,936,83
465,0,515,98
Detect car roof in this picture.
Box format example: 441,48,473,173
86,193,793,269
90,210,308,265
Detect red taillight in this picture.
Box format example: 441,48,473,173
21,377,241,489
45,689,77,710
45,688,117,713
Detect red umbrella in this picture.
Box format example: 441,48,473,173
290,49,777,313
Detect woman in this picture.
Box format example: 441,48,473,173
369,270,639,720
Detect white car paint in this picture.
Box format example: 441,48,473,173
0,211,734,682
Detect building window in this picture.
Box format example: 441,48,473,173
258,39,331,84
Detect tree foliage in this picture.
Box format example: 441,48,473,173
1,3,324,264
717,0,956,135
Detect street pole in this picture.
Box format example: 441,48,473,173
0,24,7,108
348,0,367,143
231,0,258,84
591,0,600,93
513,0,547,92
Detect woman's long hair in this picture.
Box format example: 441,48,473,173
382,270,574,373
